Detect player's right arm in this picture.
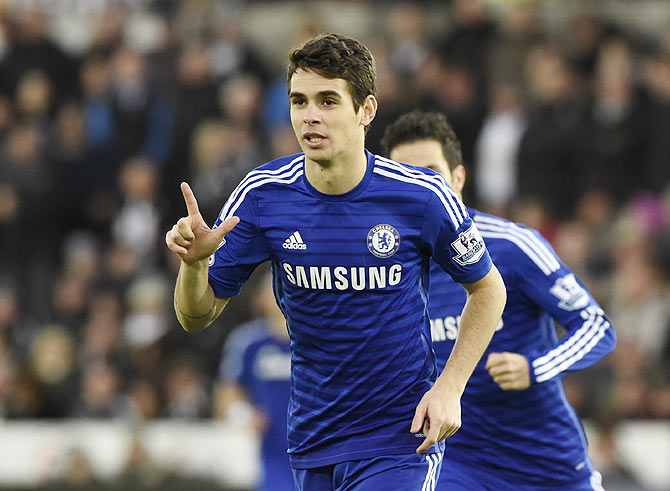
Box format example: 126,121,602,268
476,219,615,389
502,231,615,385
166,182,239,332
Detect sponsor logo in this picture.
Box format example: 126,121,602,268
283,231,307,250
282,263,402,290
367,224,400,258
451,224,485,266
550,273,589,311
431,315,503,342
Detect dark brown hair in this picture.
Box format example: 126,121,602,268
287,33,377,111
381,111,463,171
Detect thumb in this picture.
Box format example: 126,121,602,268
411,400,427,433
214,216,240,241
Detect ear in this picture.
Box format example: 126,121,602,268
451,165,467,196
360,94,377,128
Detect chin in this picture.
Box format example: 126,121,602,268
303,148,331,165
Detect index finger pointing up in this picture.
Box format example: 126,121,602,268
181,182,200,217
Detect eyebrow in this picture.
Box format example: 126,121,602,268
288,90,343,99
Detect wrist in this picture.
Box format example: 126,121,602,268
520,351,538,385
181,256,210,272
434,371,466,396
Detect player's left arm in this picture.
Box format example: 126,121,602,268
412,265,506,452
413,188,506,452
486,233,616,390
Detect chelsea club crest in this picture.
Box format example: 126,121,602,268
367,224,400,258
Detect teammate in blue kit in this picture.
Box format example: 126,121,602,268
216,273,293,491
382,111,616,491
165,33,506,491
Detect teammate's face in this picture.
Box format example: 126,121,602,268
289,69,375,165
389,139,465,195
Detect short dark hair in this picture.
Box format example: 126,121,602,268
381,111,463,171
287,33,377,111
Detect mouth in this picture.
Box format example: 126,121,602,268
303,133,326,148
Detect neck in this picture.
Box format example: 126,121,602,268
304,149,368,195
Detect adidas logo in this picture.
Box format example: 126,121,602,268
283,231,307,250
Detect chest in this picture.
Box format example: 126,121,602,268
257,198,425,264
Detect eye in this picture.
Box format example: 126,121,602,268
291,98,306,107
323,98,336,106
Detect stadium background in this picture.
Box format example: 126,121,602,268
0,0,668,489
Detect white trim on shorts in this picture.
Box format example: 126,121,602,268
421,452,443,491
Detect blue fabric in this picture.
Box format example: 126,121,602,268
219,320,292,491
84,98,115,147
429,209,615,486
141,100,175,165
293,452,443,491
437,456,602,490
209,151,491,468
259,458,296,491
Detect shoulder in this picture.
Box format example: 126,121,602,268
372,154,444,183
236,153,305,191
372,154,465,215
240,153,305,190
472,210,561,276
253,152,305,173
219,154,305,219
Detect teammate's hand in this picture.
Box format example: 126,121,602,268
165,182,239,264
410,383,461,453
485,352,531,390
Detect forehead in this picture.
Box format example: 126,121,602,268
289,69,351,98
389,139,445,165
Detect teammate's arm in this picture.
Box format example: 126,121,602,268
166,182,239,332
486,233,615,389
412,264,506,453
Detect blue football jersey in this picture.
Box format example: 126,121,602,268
209,151,492,468
429,209,616,487
219,320,293,490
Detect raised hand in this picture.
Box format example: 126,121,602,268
485,352,531,391
165,182,239,264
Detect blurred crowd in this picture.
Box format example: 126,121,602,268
0,0,669,488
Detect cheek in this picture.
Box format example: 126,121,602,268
289,112,301,134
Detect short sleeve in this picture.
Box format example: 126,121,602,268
208,190,272,298
422,190,492,284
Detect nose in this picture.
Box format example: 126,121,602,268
303,103,321,125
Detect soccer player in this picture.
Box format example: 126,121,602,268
165,33,506,490
216,273,293,491
382,111,616,491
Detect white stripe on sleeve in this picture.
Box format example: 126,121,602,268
373,168,462,230
474,216,560,275
219,156,304,220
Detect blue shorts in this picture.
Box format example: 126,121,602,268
437,458,605,491
292,451,444,491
